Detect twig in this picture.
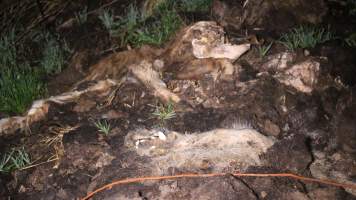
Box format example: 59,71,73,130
243,0,250,8
19,157,59,171
81,172,356,200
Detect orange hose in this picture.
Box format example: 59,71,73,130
81,172,356,200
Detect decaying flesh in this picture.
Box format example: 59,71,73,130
124,127,275,175
129,60,181,104
0,21,250,136
0,79,119,135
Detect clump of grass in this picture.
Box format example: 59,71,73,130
179,0,213,12
0,152,12,173
98,9,121,37
10,147,31,170
75,6,88,25
0,30,45,115
99,3,182,47
0,25,69,115
0,67,45,115
40,38,67,75
94,119,111,135
258,42,273,57
117,4,144,45
279,25,333,51
98,0,215,47
152,101,176,126
99,5,143,42
0,147,31,173
134,8,182,46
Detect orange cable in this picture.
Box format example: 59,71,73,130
81,172,356,200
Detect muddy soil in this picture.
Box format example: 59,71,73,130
1,0,356,200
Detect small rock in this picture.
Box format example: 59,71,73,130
260,191,268,198
18,185,26,193
275,59,320,93
304,49,310,56
157,131,167,141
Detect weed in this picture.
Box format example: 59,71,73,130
0,27,69,115
0,30,45,115
99,3,182,47
179,0,213,12
0,152,13,173
135,9,182,46
0,147,31,173
117,4,143,45
75,6,88,25
40,38,66,75
0,30,41,115
0,67,45,115
280,25,333,51
258,42,273,57
99,9,120,37
10,147,31,170
94,119,111,135
124,4,143,28
99,6,142,41
152,101,176,126
32,31,69,75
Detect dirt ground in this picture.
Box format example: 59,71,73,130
1,0,356,199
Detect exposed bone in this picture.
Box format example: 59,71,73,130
129,60,181,104
162,21,223,65
192,41,250,60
